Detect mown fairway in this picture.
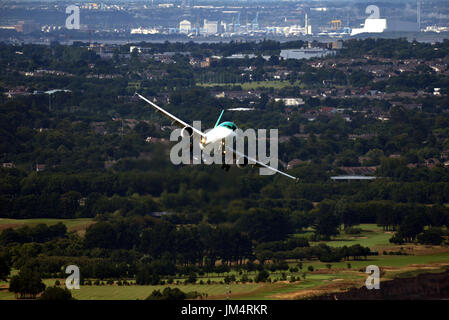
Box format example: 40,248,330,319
319,224,394,248
0,282,261,300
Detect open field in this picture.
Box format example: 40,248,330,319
320,224,393,249
1,223,448,300
0,218,95,235
1,253,448,300
293,224,393,249
0,282,262,300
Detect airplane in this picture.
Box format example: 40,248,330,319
136,93,298,181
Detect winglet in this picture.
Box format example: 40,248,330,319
214,109,225,128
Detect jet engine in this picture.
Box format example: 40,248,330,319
236,156,249,169
181,126,193,138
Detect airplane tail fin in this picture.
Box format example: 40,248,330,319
214,109,225,128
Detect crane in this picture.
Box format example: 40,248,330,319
252,12,259,31
234,12,240,33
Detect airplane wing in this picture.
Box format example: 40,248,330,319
136,93,206,138
226,146,299,182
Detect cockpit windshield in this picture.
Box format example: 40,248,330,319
219,122,237,131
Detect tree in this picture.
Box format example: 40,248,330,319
236,208,293,242
311,200,340,239
146,287,186,300
0,255,10,280
255,269,270,283
335,198,359,229
84,222,117,249
186,272,197,284
39,286,73,300
397,211,426,242
9,267,46,299
417,228,444,245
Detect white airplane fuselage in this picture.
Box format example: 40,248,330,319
200,125,236,150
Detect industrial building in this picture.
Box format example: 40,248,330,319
179,20,191,34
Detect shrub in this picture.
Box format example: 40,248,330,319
417,228,445,245
39,286,73,300
224,275,235,284
389,233,405,244
146,287,186,300
186,272,197,284
255,270,270,283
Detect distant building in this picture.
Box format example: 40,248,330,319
328,41,343,50
280,48,334,60
2,162,15,169
130,27,158,35
331,175,376,181
179,20,191,34
203,19,218,35
287,159,304,170
129,46,142,54
36,164,46,172
200,57,211,68
15,21,40,34
150,212,173,218
274,98,305,107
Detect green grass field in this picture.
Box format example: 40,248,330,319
321,224,393,248
0,282,261,300
0,218,94,234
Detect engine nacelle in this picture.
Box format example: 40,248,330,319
181,126,194,138
236,156,249,169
